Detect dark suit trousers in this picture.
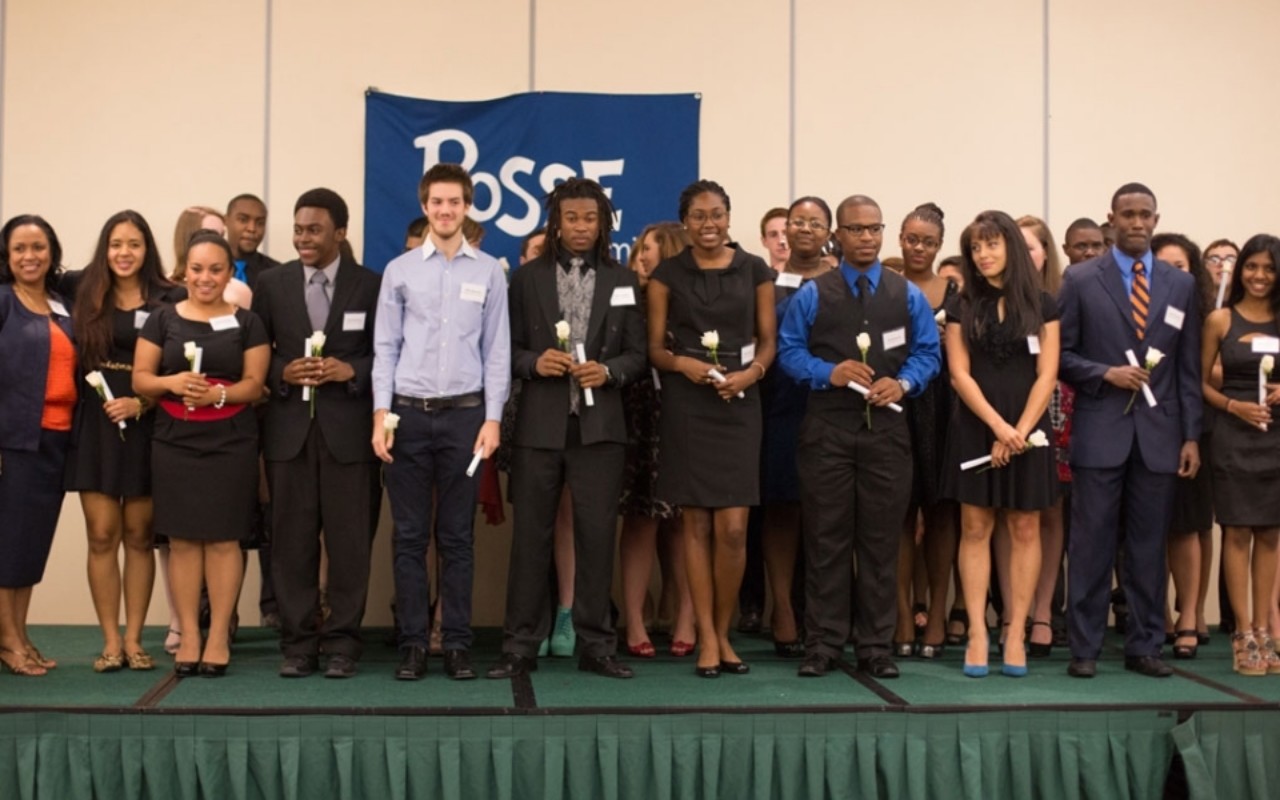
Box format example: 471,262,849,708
1068,442,1175,659
386,405,483,652
505,418,624,658
269,424,381,660
798,415,912,660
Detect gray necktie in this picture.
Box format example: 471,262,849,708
567,258,586,414
306,271,330,332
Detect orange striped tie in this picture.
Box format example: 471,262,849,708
1132,261,1149,339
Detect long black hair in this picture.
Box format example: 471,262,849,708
0,214,63,294
958,210,1045,340
544,177,616,266
1227,234,1280,316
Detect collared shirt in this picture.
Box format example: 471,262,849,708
1112,245,1154,297
372,237,511,420
777,259,941,395
303,255,341,301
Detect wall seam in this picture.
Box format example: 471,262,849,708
0,0,7,217
263,0,273,252
528,0,537,91
788,0,796,201
1042,0,1050,220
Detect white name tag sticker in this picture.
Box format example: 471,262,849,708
48,300,68,317
343,311,366,331
209,314,239,331
460,282,487,304
741,343,757,364
775,272,802,288
1251,336,1280,354
1164,306,1185,331
1027,335,1041,355
134,310,150,329
883,327,907,350
610,286,636,306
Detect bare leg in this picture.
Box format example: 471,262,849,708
683,508,719,669
1029,498,1063,648
712,507,749,665
619,515,658,648
168,538,205,664
1250,529,1279,633
81,492,124,656
663,518,696,645
158,545,180,652
894,512,917,646
1167,530,1201,650
958,504,996,668
993,513,1012,640
1196,529,1214,637
762,503,800,643
922,502,957,646
121,498,155,655
202,541,245,666
1003,510,1042,670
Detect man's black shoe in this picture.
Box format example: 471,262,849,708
395,646,428,680
325,654,357,679
279,655,318,678
443,649,477,680
1124,655,1173,677
857,655,900,679
578,654,634,679
1067,658,1097,678
486,652,537,679
798,653,834,677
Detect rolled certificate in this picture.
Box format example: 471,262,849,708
574,343,594,407
961,454,993,471
301,336,313,402
1215,267,1231,309
1123,349,1157,408
707,368,745,399
1259,362,1270,432
466,449,483,477
847,381,903,412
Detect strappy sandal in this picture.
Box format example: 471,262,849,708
26,644,56,669
1232,631,1267,676
1259,633,1280,675
912,603,928,640
944,608,968,646
164,628,181,655
1171,629,1199,660
1,646,47,677
126,650,156,671
93,652,125,673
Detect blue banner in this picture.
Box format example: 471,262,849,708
363,90,701,274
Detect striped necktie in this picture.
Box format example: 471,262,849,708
1132,261,1149,339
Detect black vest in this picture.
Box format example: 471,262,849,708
806,267,912,431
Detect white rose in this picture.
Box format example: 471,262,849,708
555,320,571,341
311,331,326,351
934,310,946,325
183,341,198,360
85,371,104,389
1263,355,1275,376
701,330,720,349
383,412,401,432
856,333,872,352
1027,430,1049,448
1145,347,1165,369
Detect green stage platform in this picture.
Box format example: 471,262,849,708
2,626,1278,799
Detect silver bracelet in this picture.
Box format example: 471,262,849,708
214,386,227,409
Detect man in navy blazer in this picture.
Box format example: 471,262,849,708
1057,182,1202,678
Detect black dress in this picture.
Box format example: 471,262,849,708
140,306,268,542
618,296,677,519
761,276,809,504
653,247,773,508
906,279,957,509
940,291,1059,510
66,291,183,498
1211,309,1280,527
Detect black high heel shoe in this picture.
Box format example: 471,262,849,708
174,661,199,677
1029,621,1054,658
199,661,229,678
944,608,969,647
1171,630,1199,660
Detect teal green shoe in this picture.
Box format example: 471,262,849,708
549,606,576,657
537,638,549,657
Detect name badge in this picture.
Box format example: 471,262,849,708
134,310,150,329
1164,306,1185,331
882,327,907,350
775,272,802,288
343,311,366,331
1251,336,1280,354
610,286,636,306
460,282,486,304
209,314,239,331
48,300,68,317
1027,335,1041,355
741,343,757,364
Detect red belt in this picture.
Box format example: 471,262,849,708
158,378,246,422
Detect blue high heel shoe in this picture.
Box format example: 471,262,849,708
1002,663,1028,677
963,661,989,678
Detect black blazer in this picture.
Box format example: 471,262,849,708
252,257,381,464
241,251,282,291
509,253,647,449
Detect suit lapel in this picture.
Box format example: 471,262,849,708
535,261,562,335
1095,254,1138,340
585,266,614,348
280,263,313,335
324,258,358,334
1146,261,1174,335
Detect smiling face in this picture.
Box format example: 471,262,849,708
423,180,469,242
1240,250,1276,300
786,201,830,260
683,191,730,254
6,224,53,290
900,218,942,273
970,233,1008,287
292,207,345,267
107,221,146,281
185,241,232,304
1204,244,1238,288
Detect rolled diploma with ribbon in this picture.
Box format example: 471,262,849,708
1124,349,1157,408
575,343,594,407
847,380,903,412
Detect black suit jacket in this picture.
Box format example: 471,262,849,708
509,253,647,449
241,251,282,291
252,257,381,464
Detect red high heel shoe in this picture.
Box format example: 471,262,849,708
670,640,695,657
626,640,656,658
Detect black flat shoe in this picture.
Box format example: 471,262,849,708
719,660,750,675
773,640,804,658
198,661,228,678
695,664,721,678
916,642,945,659
174,661,199,678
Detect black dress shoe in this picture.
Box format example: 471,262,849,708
1124,655,1173,677
578,654,634,679
737,609,763,634
1067,658,1097,678
198,661,228,678
174,661,199,678
279,655,318,678
798,653,835,677
443,649,477,680
857,655,900,679
695,664,721,678
719,660,750,675
486,652,536,679
395,646,428,681
325,654,357,679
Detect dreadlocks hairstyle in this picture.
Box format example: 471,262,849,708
1227,234,1280,316
75,210,173,369
958,210,1047,342
543,177,617,266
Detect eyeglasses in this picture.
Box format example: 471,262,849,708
902,233,939,250
1205,254,1238,267
787,218,828,231
686,210,727,224
837,223,885,237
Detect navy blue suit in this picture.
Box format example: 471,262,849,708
1058,250,1202,660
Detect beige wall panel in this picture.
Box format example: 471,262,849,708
1048,0,1280,247
266,0,530,264
1,0,266,268
534,0,790,249
796,0,1044,255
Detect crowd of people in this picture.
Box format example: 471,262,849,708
2,169,1279,685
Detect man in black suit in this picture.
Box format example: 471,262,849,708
486,178,647,680
251,188,383,679
1058,182,1202,678
227,193,282,291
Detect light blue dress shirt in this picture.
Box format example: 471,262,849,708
1112,245,1154,297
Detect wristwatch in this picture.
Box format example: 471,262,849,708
897,377,911,395
603,364,614,386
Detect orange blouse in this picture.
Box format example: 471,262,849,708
41,320,77,431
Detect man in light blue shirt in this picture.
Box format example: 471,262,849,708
372,163,510,682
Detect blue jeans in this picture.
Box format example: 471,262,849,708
385,404,483,651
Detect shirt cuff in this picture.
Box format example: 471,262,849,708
374,390,392,413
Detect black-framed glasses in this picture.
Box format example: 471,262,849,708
787,218,828,231
903,233,939,249
838,223,885,236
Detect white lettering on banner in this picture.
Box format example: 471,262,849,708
414,129,627,238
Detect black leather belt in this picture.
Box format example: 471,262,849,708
392,391,483,412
